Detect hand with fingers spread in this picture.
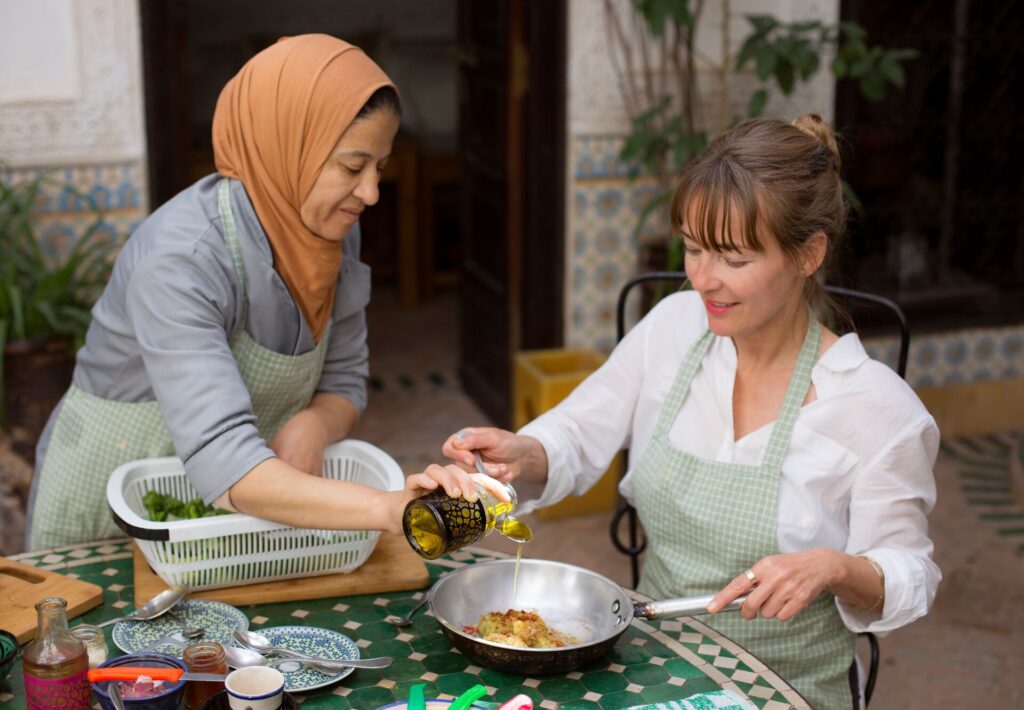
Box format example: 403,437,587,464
441,427,549,486
707,549,886,621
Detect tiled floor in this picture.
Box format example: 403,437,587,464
358,286,1024,709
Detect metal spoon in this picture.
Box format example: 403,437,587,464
384,595,429,627
473,452,531,544
107,680,127,710
96,586,188,628
223,645,343,676
139,624,205,653
233,630,393,670
473,450,487,476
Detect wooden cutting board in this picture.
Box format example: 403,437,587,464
133,532,429,606
0,556,104,643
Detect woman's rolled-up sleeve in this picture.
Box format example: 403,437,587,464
125,243,274,504
839,415,942,633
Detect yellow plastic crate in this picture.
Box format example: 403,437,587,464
514,348,623,519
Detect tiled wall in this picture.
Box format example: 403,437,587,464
3,162,146,262
567,136,661,354
566,136,1024,391
862,328,1024,389
0,0,147,264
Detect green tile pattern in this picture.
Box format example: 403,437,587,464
1,543,807,709
943,431,1024,554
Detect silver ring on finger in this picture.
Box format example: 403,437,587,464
744,568,757,584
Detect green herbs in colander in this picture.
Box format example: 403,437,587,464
142,490,230,522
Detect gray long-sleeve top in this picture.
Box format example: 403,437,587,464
41,174,371,503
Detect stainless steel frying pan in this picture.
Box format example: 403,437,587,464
427,558,744,674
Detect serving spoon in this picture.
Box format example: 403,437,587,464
107,680,127,710
384,595,429,627
222,645,343,676
95,586,188,628
233,630,393,670
473,451,532,544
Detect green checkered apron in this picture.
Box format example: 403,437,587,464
633,318,854,710
30,179,332,550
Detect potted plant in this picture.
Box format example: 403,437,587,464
603,1,917,275
0,167,122,462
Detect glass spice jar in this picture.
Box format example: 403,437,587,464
183,640,228,709
22,597,91,710
69,624,108,668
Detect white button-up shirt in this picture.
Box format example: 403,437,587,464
520,291,940,634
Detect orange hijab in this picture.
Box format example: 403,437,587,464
212,34,395,342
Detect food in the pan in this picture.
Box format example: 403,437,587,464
463,609,578,648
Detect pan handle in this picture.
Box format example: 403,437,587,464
633,594,746,620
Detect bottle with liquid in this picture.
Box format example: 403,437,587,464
403,476,532,559
22,597,92,710
183,640,228,709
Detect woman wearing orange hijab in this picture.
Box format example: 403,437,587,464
27,35,457,550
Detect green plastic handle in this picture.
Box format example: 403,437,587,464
450,683,488,710
408,683,426,710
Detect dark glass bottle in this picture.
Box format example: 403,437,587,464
22,597,91,709
402,479,531,559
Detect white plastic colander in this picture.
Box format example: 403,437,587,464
106,439,404,591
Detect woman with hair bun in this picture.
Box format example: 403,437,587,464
435,114,940,708
27,35,459,550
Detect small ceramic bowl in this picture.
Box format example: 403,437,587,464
0,629,18,681
90,652,187,710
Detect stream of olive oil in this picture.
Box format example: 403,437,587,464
498,516,532,608
511,541,524,607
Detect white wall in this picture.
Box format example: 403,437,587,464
0,0,147,169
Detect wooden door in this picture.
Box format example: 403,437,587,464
139,1,191,208
456,0,565,427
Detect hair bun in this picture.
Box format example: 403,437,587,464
792,113,841,172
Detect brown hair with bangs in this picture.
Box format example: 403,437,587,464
670,114,847,321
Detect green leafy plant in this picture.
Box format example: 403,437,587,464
736,17,917,115
0,167,122,421
142,490,229,521
605,1,917,272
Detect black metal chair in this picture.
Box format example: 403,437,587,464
608,271,909,708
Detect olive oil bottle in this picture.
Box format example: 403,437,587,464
403,478,532,559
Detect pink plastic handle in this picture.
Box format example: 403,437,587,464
87,667,184,683
497,694,534,710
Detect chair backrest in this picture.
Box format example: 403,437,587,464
610,271,911,587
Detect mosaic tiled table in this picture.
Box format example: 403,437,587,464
1,539,809,709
